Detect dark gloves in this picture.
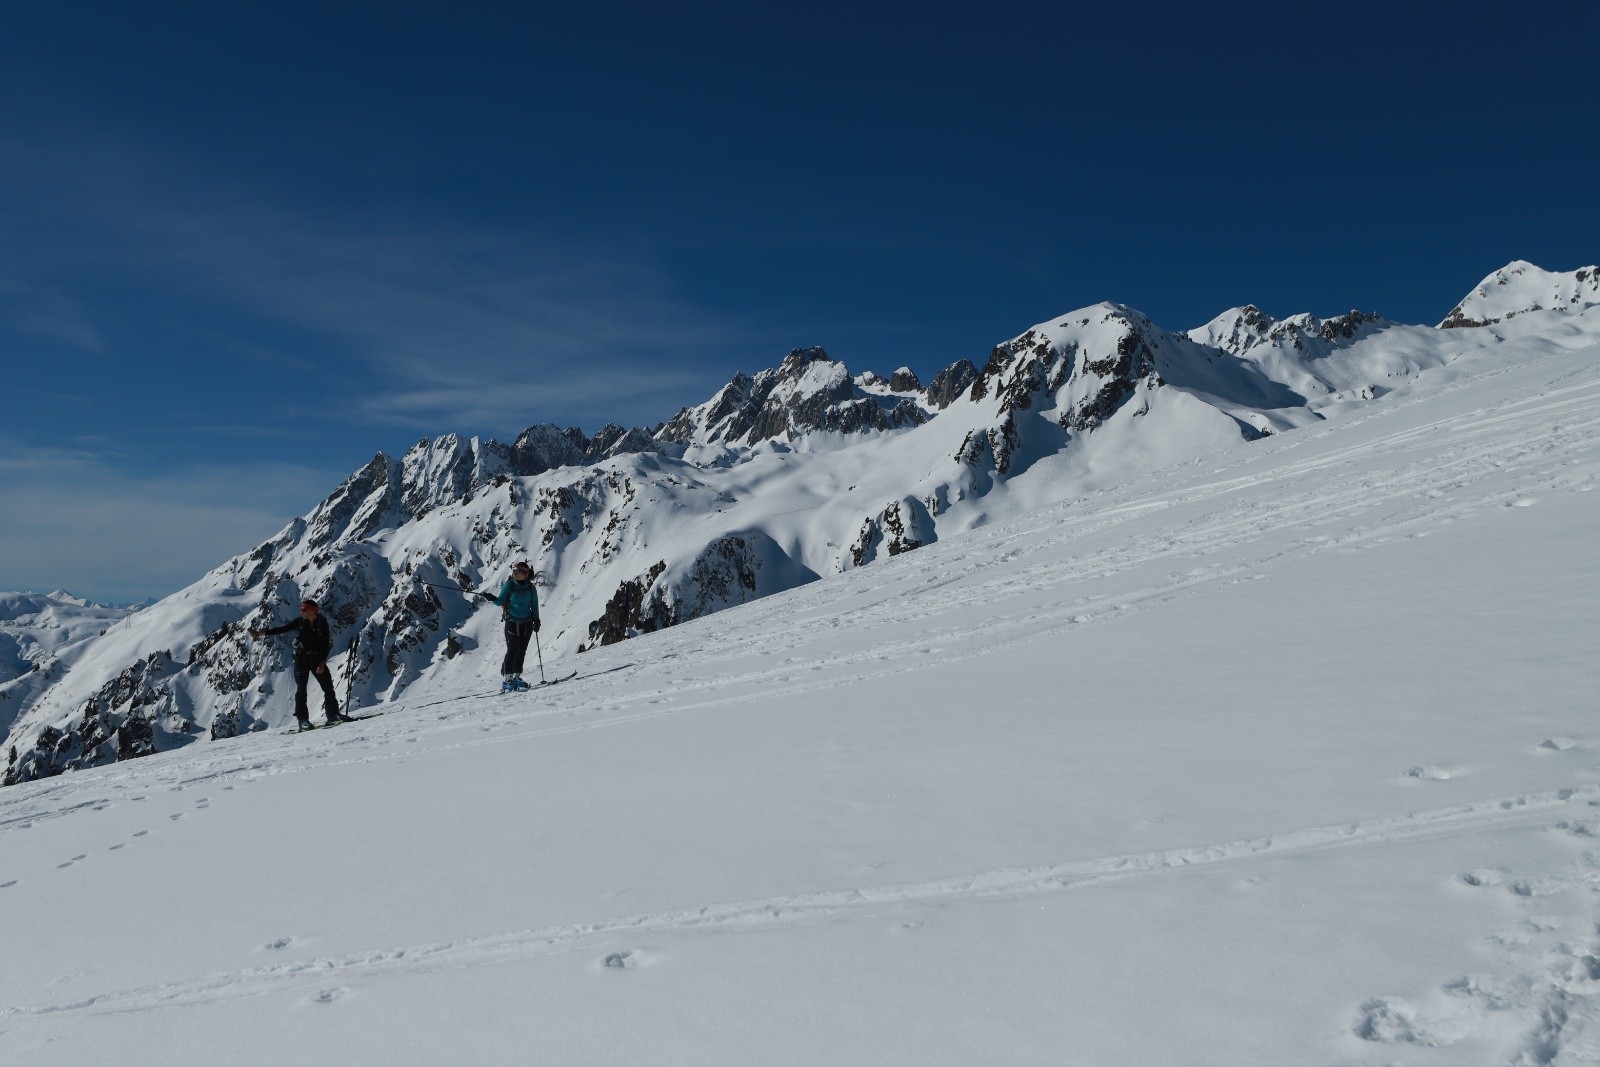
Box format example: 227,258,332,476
532,618,541,632
479,592,497,603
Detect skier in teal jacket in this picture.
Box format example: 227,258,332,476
489,561,541,691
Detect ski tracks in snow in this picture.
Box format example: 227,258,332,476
4,783,1599,1024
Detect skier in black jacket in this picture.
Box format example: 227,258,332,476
250,599,350,730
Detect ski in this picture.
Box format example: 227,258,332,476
325,711,385,726
285,711,384,733
485,671,577,696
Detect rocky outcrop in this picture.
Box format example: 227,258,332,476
581,534,774,650
583,561,672,649
848,500,935,568
4,650,179,785
890,368,922,392
925,359,978,409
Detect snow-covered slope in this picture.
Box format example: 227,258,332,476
4,263,1598,787
0,298,1596,1064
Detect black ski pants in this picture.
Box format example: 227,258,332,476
293,653,340,721
502,618,535,675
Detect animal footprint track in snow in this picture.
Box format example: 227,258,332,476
1406,765,1453,781
1460,869,1506,887
602,951,639,969
107,843,125,851
169,814,184,821
132,830,149,837
0,880,15,888
263,937,297,950
1541,737,1578,751
312,987,348,1004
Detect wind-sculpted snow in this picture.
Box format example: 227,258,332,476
4,261,1599,786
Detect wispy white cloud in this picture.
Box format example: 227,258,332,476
361,364,714,429
0,133,762,433
0,134,780,600
0,438,340,602
0,440,109,475
0,280,107,356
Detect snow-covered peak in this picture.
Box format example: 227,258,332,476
1439,260,1600,328
1189,305,1389,357
655,347,931,449
0,591,81,624
0,592,135,722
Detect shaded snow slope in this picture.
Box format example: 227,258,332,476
0,316,1596,1064
5,263,1598,787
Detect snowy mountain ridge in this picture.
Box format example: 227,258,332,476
3,260,1597,786
2,280,1596,1062
0,592,136,738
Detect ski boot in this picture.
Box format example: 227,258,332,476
509,675,532,691
296,718,315,732
501,676,517,693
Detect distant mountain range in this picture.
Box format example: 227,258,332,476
5,260,1597,785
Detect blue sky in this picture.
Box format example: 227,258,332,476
3,1,1597,601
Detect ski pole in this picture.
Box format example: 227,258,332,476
533,627,547,684
343,633,360,716
418,580,490,596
